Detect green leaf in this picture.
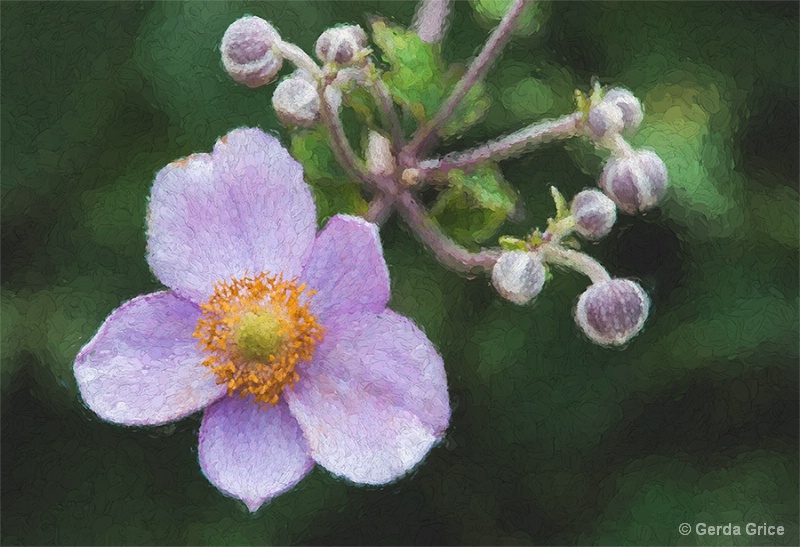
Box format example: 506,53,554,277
550,186,570,221
371,18,444,122
431,165,517,246
440,65,492,137
341,77,378,128
498,235,528,251
310,180,368,226
370,18,491,137
290,126,348,183
289,126,368,224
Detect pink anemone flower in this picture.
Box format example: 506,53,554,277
74,128,450,511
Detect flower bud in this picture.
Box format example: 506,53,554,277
571,189,617,241
366,131,395,177
492,251,546,305
574,279,649,346
315,25,368,66
598,149,668,214
221,16,283,88
603,88,643,133
272,72,320,127
587,100,625,139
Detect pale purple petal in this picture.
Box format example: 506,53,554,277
74,292,226,426
300,215,390,321
199,396,314,512
286,310,450,484
147,128,317,302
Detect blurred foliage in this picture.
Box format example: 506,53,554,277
1,1,797,545
470,0,552,36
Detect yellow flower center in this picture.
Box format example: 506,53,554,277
233,311,286,362
194,272,324,406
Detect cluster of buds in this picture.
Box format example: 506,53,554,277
491,184,649,347
489,84,669,346
583,85,669,214
221,17,370,129
219,7,669,349
492,86,668,346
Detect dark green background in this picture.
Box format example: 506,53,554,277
2,1,798,545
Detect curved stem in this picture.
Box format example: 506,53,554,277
394,190,500,275
540,246,610,284
319,86,397,197
275,40,322,78
319,86,370,187
412,0,452,44
417,113,582,176
366,62,405,148
403,0,532,159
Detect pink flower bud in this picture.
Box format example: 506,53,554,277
315,25,368,66
571,189,617,241
492,251,546,305
221,16,283,88
603,88,643,133
598,149,668,214
574,279,649,346
272,72,320,127
587,100,625,139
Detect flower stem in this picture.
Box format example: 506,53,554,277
606,133,635,156
275,40,322,78
412,0,452,44
541,216,576,246
403,0,532,159
394,190,500,275
364,193,395,225
540,246,611,284
417,113,582,176
319,87,368,185
366,62,405,148
319,86,397,199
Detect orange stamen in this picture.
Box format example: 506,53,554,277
193,272,324,406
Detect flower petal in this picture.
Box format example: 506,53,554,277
74,292,226,426
147,128,317,302
286,310,450,485
199,396,314,512
300,215,390,321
